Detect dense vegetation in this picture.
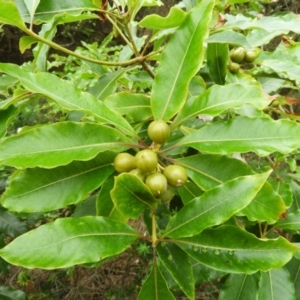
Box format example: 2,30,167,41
1,0,300,299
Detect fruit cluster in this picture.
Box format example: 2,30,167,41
228,47,259,73
113,120,188,202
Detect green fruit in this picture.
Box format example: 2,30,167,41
129,168,146,182
114,153,136,173
146,172,168,197
164,165,188,187
228,62,240,73
230,47,246,63
147,120,170,145
136,149,158,174
160,185,175,203
244,50,257,63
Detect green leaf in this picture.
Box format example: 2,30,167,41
275,209,300,231
219,273,261,300
0,122,132,168
137,265,176,300
0,106,19,139
96,176,128,222
178,153,251,191
178,154,286,223
172,85,269,128
192,260,226,284
0,216,139,269
163,172,270,239
19,35,38,52
0,207,27,238
175,117,300,156
178,181,204,205
176,225,298,274
258,268,296,300
111,173,157,219
0,0,27,30
258,59,300,85
15,0,97,23
88,69,125,101
223,13,300,34
150,0,214,121
1,152,116,212
206,43,229,85
286,257,300,300
206,31,251,50
157,243,194,299
24,0,40,28
0,286,27,300
0,63,135,136
239,182,286,224
105,92,152,122
139,7,187,29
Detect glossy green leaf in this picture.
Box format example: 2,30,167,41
258,59,300,85
206,43,228,85
111,173,157,219
72,194,97,217
0,106,19,139
178,154,285,223
157,243,194,299
0,63,135,136
0,0,27,30
151,0,214,121
0,216,139,269
32,19,59,71
105,92,152,122
175,117,300,156
286,256,300,300
15,0,97,23
139,7,187,29
172,85,269,128
163,172,270,239
239,182,286,224
0,207,27,238
178,181,204,205
137,265,176,300
219,273,261,300
19,35,38,53
258,268,295,300
176,225,298,274
0,122,132,168
223,13,300,33
1,152,115,212
178,154,251,190
0,286,27,300
275,209,300,231
192,260,226,284
24,0,40,27
206,30,251,50
88,69,125,100
247,28,290,48
96,176,128,222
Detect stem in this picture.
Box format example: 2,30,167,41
106,15,134,52
152,211,157,247
23,28,144,67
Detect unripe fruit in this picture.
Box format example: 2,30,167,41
230,47,246,63
129,168,146,182
146,172,168,197
147,120,170,145
136,149,158,174
228,62,240,73
160,185,175,203
114,153,136,173
164,165,188,187
244,50,257,63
